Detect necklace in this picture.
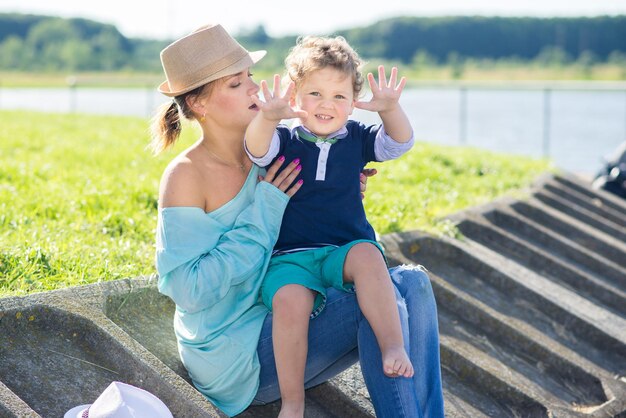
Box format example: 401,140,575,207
201,142,247,173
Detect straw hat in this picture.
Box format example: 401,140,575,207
158,23,266,97
64,381,173,418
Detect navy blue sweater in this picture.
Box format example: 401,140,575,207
269,120,379,252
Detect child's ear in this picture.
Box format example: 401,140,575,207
289,95,297,107
349,99,356,115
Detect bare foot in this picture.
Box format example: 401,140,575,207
382,345,414,378
278,399,304,418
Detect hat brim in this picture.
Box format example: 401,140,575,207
64,404,90,418
158,49,266,97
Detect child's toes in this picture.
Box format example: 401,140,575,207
384,364,395,377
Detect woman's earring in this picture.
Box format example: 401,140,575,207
200,113,206,123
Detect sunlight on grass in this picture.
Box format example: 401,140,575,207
364,143,553,236
0,110,553,296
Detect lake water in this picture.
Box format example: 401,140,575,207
1,85,625,176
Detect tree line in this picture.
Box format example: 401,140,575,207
1,13,625,72
0,13,164,71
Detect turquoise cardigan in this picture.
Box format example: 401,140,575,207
155,166,289,416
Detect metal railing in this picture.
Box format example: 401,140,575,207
411,80,626,159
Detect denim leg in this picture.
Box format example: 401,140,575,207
357,278,422,418
390,264,445,418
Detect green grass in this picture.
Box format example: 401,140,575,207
0,110,553,297
365,144,553,236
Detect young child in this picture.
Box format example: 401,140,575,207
245,35,415,418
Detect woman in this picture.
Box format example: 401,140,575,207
152,24,444,418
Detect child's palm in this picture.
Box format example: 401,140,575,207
252,75,307,121
355,66,406,113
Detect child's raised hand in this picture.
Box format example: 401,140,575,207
355,66,406,113
251,74,308,122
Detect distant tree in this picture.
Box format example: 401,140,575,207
127,39,168,71
338,16,626,63
26,19,80,70
576,50,597,79
0,13,47,41
0,36,25,69
239,25,270,46
608,51,626,78
93,29,127,71
0,13,625,73
59,39,92,71
535,46,571,67
411,49,437,75
608,51,626,66
447,52,465,79
26,19,75,51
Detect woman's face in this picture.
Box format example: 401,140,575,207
201,69,261,129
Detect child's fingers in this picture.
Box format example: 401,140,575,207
389,67,398,88
367,72,378,92
353,100,375,111
283,81,296,100
260,79,272,101
378,65,387,88
272,74,281,97
396,76,407,94
362,168,378,177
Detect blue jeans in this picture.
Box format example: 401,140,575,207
252,264,445,418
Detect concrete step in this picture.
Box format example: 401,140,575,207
382,231,626,417
509,199,626,270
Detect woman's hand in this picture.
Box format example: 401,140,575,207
259,156,303,197
360,168,378,199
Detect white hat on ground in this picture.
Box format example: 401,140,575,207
64,381,174,418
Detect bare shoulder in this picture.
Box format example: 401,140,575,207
159,152,205,209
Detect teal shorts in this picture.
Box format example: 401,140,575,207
261,239,385,318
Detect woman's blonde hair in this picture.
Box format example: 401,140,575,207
284,35,364,97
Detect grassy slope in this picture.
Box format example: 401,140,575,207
0,110,553,296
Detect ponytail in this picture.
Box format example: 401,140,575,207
149,82,217,155
150,100,182,155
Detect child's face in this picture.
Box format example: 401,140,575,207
292,67,355,138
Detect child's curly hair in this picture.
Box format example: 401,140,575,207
284,35,365,98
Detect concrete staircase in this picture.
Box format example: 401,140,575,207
1,172,624,417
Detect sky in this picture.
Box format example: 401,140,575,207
2,0,626,39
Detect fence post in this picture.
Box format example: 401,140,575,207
67,75,77,114
542,88,552,159
459,86,467,145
